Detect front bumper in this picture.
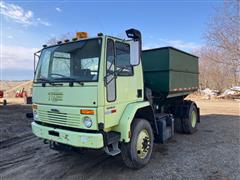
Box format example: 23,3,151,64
31,122,104,149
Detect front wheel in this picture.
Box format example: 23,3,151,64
121,118,154,169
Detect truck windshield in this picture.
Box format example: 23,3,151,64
35,38,102,83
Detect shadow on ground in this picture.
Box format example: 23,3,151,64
0,105,239,180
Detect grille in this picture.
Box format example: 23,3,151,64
38,110,81,128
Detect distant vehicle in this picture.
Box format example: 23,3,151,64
0,90,3,98
15,88,27,98
31,29,200,169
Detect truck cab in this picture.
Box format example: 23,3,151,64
32,29,199,169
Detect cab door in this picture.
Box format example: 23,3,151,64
104,38,138,128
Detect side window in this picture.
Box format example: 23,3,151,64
106,39,116,102
106,40,115,75
37,50,51,78
115,42,133,76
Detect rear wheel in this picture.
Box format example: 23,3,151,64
121,118,154,169
182,103,198,134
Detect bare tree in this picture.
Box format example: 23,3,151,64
205,0,240,85
195,47,232,91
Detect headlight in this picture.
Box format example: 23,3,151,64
33,111,38,120
83,116,92,128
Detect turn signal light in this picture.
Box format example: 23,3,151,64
80,109,94,115
32,104,38,110
76,32,88,39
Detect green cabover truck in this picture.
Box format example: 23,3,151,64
31,29,200,169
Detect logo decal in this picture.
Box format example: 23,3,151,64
51,109,60,113
48,92,63,102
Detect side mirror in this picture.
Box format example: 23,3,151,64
34,50,41,76
130,41,141,66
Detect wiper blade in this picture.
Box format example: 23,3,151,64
36,78,64,87
54,77,76,81
54,77,84,85
36,77,54,84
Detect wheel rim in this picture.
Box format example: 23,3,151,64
191,110,197,128
136,129,151,159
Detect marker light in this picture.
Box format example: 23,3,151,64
97,32,103,36
64,39,69,43
72,37,78,41
80,109,95,115
32,104,38,110
76,32,88,39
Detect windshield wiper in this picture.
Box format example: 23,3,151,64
36,77,54,85
54,77,84,86
36,77,61,87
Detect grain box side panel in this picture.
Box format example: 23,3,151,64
142,48,169,72
144,71,169,94
169,48,199,92
142,48,170,93
169,48,199,73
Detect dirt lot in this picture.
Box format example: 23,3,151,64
0,99,239,180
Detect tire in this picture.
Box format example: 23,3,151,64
121,118,154,169
182,103,198,134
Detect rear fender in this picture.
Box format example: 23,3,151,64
112,101,150,142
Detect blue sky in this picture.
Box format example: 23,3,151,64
0,0,223,80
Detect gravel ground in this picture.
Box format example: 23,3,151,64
0,100,239,180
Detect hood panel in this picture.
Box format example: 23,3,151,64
33,85,98,107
